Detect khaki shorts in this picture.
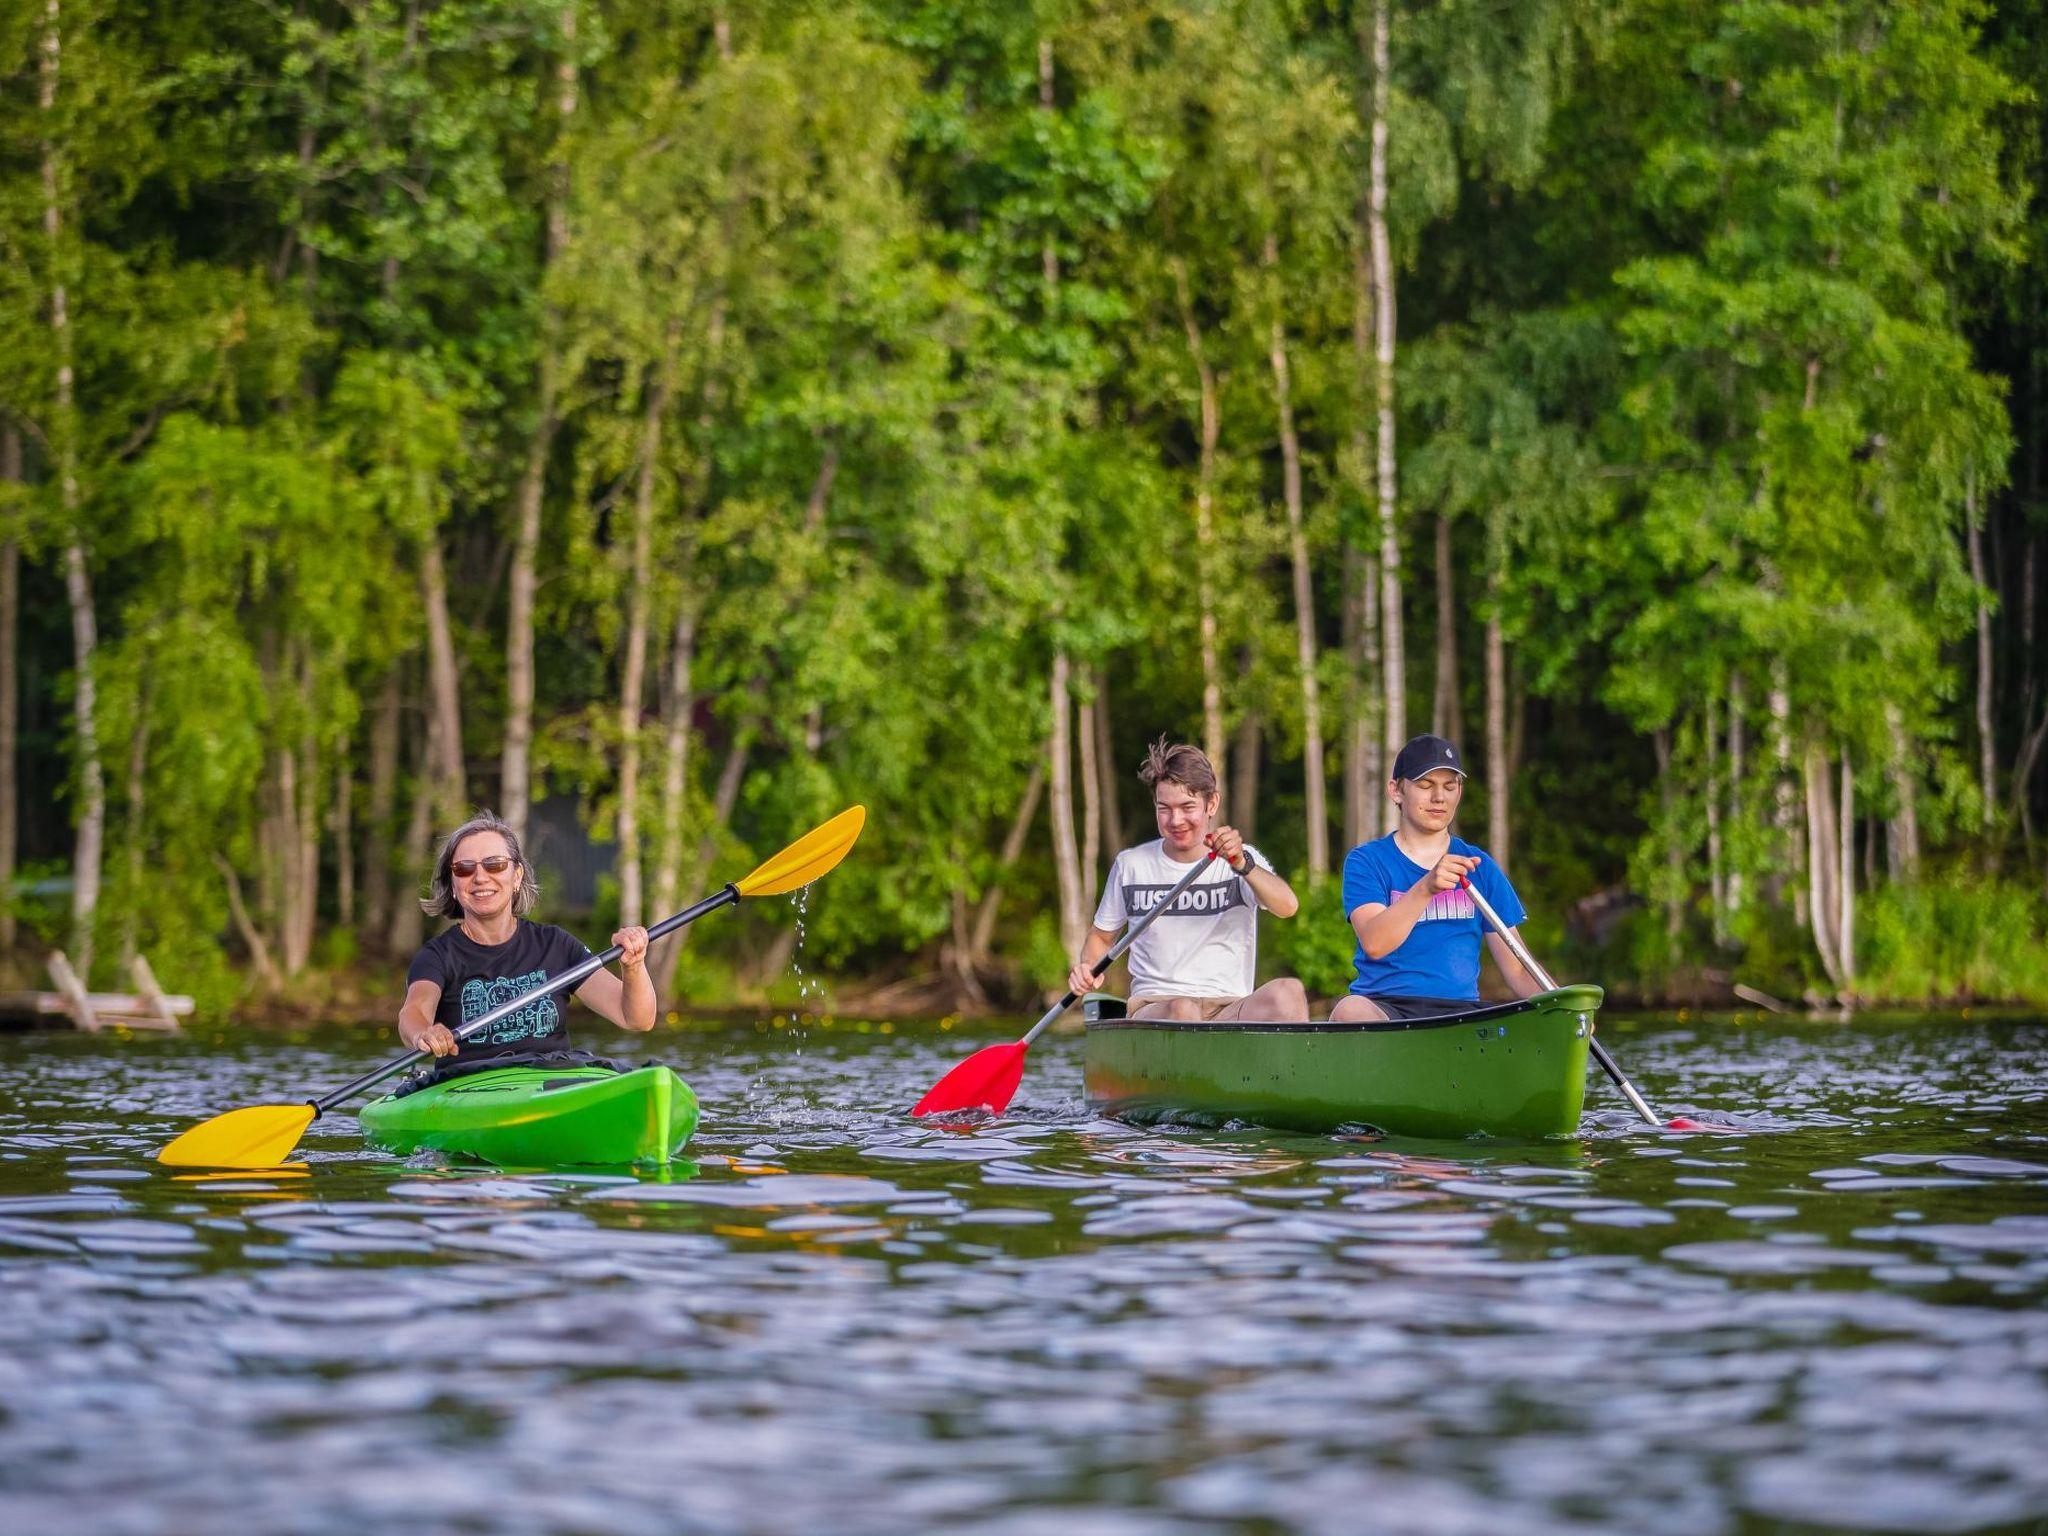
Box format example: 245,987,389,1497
1128,995,1243,1022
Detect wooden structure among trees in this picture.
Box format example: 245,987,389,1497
0,953,190,1032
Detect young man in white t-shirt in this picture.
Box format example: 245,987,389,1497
1066,739,1309,1022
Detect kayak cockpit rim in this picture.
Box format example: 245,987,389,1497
1080,983,1604,1034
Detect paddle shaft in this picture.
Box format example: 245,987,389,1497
309,884,740,1113
1461,877,1662,1128
1020,851,1220,1048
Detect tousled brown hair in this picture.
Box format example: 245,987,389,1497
1138,736,1219,799
420,812,541,920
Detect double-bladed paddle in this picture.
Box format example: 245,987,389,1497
913,848,1222,1117
1461,874,1714,1132
158,805,868,1169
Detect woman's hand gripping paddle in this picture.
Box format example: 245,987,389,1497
158,806,868,1168
913,849,1221,1118
1460,873,1719,1133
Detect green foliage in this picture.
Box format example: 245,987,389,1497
3,0,2043,1010
1858,872,2048,1005
1263,878,1357,998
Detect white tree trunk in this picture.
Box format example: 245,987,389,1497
501,2,580,843
1485,598,1507,866
1727,672,1746,919
1966,479,1995,827
43,0,102,974
1368,0,1404,809
421,538,464,820
0,425,18,953
1839,754,1855,992
1170,259,1227,793
1049,653,1086,960
1804,741,1843,986
1705,693,1726,947
1078,666,1102,915
617,342,673,929
1265,237,1327,878
1885,701,1920,882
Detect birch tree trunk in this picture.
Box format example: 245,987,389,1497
1170,259,1227,789
1484,589,1508,867
1727,672,1745,920
0,425,18,953
1706,692,1726,948
617,337,675,930
501,1,580,843
1432,515,1457,740
118,679,149,968
1366,0,1404,803
1078,666,1102,915
1049,652,1086,960
1966,478,1995,829
1770,667,1801,923
1804,740,1844,986
1885,701,1920,882
1266,235,1327,878
1839,755,1855,993
421,538,464,820
43,0,102,974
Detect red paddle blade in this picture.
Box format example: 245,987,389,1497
1665,1116,1740,1134
913,1041,1029,1117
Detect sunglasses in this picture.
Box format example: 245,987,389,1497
451,855,516,879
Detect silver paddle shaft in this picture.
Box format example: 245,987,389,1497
1462,877,1662,1128
1021,851,1220,1047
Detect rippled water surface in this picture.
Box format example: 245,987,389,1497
2,1013,2046,1535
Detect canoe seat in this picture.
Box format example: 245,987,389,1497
1081,992,1127,1022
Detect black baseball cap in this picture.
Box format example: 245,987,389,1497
1391,734,1468,782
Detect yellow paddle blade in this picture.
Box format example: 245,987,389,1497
157,1103,317,1169
735,805,867,897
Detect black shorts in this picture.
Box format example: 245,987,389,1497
1357,993,1477,1020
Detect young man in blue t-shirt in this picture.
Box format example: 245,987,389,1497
1329,734,1544,1022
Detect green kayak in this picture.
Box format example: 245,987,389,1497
1082,985,1600,1139
357,1063,699,1167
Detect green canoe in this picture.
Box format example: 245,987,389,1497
357,1063,699,1167
1081,984,1601,1139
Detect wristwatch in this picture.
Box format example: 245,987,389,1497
1231,849,1253,875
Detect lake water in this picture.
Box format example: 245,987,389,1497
1,1014,2045,1535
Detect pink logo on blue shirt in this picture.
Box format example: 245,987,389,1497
1389,886,1476,922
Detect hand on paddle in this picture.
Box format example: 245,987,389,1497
1208,826,1250,871
410,1022,460,1059
1426,852,1481,894
1064,956,1106,997
613,925,650,972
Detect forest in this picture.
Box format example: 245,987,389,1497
3,0,2046,1012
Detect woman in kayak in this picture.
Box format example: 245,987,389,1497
398,812,655,1067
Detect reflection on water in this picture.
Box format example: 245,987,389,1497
1,1016,2045,1535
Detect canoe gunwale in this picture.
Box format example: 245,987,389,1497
1083,984,1603,1037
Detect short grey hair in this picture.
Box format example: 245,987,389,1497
420,812,541,920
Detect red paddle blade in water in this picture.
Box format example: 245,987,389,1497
913,1041,1029,1117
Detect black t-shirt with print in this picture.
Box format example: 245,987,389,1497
406,921,595,1061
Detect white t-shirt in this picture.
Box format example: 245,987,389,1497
1092,839,1276,1000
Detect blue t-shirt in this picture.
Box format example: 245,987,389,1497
1339,834,1526,1001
